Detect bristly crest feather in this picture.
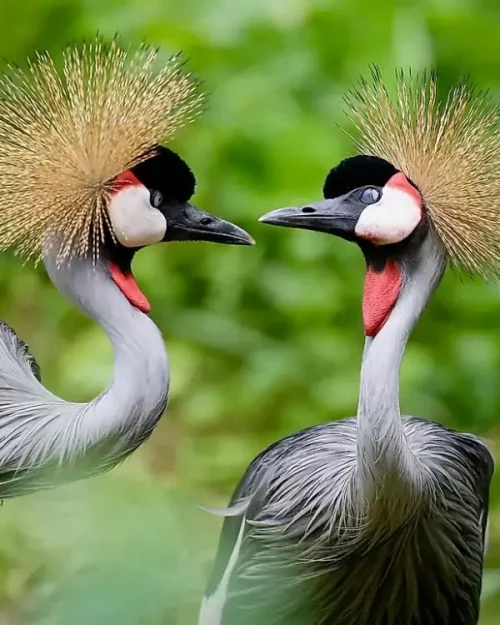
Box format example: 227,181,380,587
344,66,500,277
0,37,204,262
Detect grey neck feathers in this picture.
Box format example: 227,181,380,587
355,231,446,511
29,250,170,472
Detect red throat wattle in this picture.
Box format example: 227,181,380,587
108,261,151,314
362,259,402,336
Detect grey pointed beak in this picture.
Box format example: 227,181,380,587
259,197,364,241
163,202,254,246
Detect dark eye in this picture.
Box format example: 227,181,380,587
360,187,381,204
150,190,163,208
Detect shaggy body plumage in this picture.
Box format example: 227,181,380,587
204,418,491,625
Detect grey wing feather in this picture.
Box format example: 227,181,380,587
0,320,86,497
199,464,272,625
0,321,42,382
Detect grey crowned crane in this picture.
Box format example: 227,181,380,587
199,71,498,625
0,39,253,497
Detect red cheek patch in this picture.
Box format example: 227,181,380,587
108,261,151,314
111,170,142,195
362,259,402,336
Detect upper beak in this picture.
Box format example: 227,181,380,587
259,197,364,241
163,202,254,246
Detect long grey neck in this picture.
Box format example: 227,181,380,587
355,231,446,508
42,250,170,464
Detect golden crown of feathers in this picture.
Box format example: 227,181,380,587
0,37,203,261
345,67,500,277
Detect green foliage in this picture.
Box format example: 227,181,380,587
0,0,500,622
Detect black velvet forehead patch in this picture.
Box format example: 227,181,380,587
323,155,398,199
131,145,196,203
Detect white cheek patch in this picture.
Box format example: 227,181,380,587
108,185,167,248
355,186,422,245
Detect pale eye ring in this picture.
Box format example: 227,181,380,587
150,190,163,208
360,187,381,205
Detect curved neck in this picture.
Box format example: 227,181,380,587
42,251,169,461
355,232,446,505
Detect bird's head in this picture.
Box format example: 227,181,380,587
259,154,432,336
259,154,425,249
261,69,500,336
101,145,253,314
0,39,254,316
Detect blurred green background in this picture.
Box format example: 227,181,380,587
0,0,500,622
